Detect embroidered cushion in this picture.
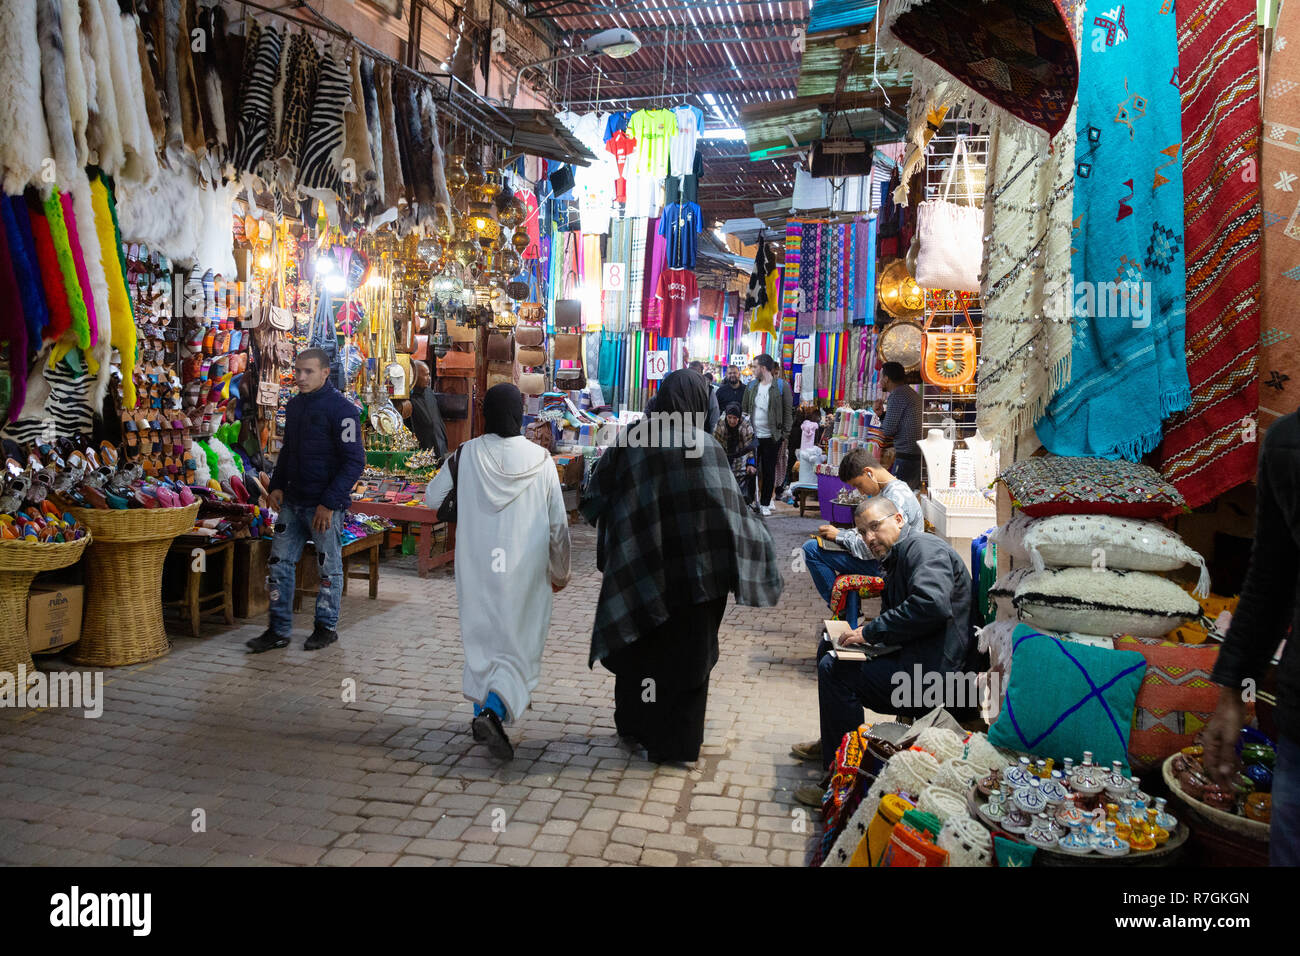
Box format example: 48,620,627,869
988,624,1147,770
991,512,1210,596
1013,567,1200,638
997,456,1185,519
1112,635,1240,773
829,574,885,619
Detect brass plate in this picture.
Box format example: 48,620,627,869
877,258,926,319
877,319,924,372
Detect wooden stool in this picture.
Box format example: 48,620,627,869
293,532,381,611
164,539,236,638
791,485,818,517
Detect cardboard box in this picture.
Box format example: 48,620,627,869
28,585,84,655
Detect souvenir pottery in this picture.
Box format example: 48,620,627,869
1035,758,1049,779
1103,762,1132,802
1153,797,1178,831
1095,821,1130,857
1058,821,1093,856
1201,786,1235,812
1002,804,1031,834
1069,759,1104,799
978,770,1000,797
1056,795,1086,829
1177,770,1209,800
1126,810,1157,851
979,788,1008,827
1244,793,1272,824
1171,754,1190,776
1014,777,1049,815
1145,808,1169,845
1040,776,1069,805
1130,777,1151,806
1003,761,1035,791
1182,744,1205,758
1244,763,1273,792
1242,743,1276,769
1061,757,1075,778
1026,813,1058,849
1105,803,1130,840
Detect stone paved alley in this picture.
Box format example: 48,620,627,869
0,506,878,866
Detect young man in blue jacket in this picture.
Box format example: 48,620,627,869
248,349,366,653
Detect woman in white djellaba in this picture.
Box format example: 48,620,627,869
424,384,571,760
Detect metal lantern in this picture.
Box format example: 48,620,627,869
498,249,521,275
465,154,487,191
452,238,478,267
498,197,524,229
511,229,529,253
446,154,468,192
416,237,441,263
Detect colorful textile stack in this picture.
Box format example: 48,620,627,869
1157,0,1262,508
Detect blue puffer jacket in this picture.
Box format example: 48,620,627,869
269,381,365,511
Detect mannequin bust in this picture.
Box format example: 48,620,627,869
919,428,955,490
963,429,998,489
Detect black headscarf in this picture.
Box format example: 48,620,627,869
483,383,523,438
647,368,709,417
721,402,743,454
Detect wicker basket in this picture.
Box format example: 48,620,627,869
0,536,91,677
65,504,200,667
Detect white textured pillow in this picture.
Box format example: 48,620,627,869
990,513,1209,597
989,567,1032,619
1013,567,1201,638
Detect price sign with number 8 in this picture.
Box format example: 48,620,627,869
603,263,624,291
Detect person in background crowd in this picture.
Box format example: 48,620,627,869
689,360,721,432
582,370,782,763
742,353,793,516
790,496,971,805
402,360,446,456
250,348,366,653
875,361,923,489
424,384,571,761
801,449,925,626
1203,411,1300,865
713,402,758,504
715,364,746,412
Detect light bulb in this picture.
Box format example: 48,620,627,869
324,273,347,294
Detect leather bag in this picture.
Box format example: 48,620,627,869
516,346,547,367
516,325,544,348
920,300,978,389
519,372,546,395
554,333,582,362
485,332,514,363
913,137,983,293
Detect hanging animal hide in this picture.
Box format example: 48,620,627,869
359,55,385,216
0,0,52,194
376,61,404,218
405,82,437,227
343,49,377,214
420,85,453,232
272,30,321,190
136,0,170,148
79,0,126,176
134,8,167,155
194,1,230,177
175,0,207,164
59,0,89,168
114,149,203,264
230,20,283,181
392,71,417,207
161,0,183,151
115,7,160,183
298,43,348,197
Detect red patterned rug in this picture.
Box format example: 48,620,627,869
1156,0,1262,510
885,0,1078,137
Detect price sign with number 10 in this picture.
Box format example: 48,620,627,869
793,337,813,366
646,350,669,380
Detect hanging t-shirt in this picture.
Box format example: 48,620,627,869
669,104,704,178
627,109,677,179
658,202,702,269
604,110,632,141
665,149,704,205
523,191,541,260
655,268,699,339
606,129,637,205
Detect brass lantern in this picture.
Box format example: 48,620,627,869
498,248,521,275
511,229,529,253
446,154,468,192
498,195,524,229
452,238,478,267
467,201,501,244
465,154,487,191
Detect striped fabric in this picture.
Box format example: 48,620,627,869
230,24,284,175
1157,0,1262,508
299,46,351,196
2,357,95,446
782,222,802,331
628,218,647,327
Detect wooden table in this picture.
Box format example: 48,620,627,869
293,531,383,611
164,538,236,637
348,501,454,577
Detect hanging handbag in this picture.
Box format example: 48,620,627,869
516,325,545,348
448,320,477,344
517,346,547,367
555,366,586,391
809,112,873,178
554,269,582,329
436,449,459,523
485,331,514,363
434,384,470,420
506,276,530,301
519,372,547,395
554,333,582,362
913,137,984,293
920,299,978,389
519,302,545,324
549,164,576,197
487,361,518,389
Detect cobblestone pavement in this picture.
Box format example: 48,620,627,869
0,503,878,866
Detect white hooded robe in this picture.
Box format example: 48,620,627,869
425,435,571,721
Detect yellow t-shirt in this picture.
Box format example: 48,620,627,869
627,109,678,179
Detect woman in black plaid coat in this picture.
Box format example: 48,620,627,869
581,370,783,762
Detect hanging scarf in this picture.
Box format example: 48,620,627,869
782,222,802,332
1039,3,1189,460
1157,0,1261,508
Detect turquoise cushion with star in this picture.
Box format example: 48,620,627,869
988,624,1147,771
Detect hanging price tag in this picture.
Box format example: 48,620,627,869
793,337,813,366
646,350,670,380
729,353,748,367
603,262,625,291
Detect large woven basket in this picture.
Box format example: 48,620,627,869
65,504,200,667
0,536,90,678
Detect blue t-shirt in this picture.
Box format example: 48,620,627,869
603,110,633,142
658,202,703,270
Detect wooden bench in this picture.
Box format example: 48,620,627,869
164,539,236,637
293,532,382,611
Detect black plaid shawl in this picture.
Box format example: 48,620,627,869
581,420,784,666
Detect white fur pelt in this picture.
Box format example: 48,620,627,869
40,0,79,182
115,8,160,183
115,148,203,262
193,179,238,278
60,0,89,167
79,0,125,174
100,0,142,179
0,0,52,193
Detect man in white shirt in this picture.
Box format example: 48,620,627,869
741,354,793,516
801,448,924,627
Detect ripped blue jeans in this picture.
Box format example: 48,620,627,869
268,503,344,636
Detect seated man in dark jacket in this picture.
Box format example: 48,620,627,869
791,495,972,800
248,349,366,653
404,360,447,455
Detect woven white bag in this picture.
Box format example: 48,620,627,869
914,137,984,292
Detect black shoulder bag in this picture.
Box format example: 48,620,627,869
436,450,460,523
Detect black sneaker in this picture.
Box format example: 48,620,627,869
304,624,338,650
246,628,290,653
471,709,515,761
